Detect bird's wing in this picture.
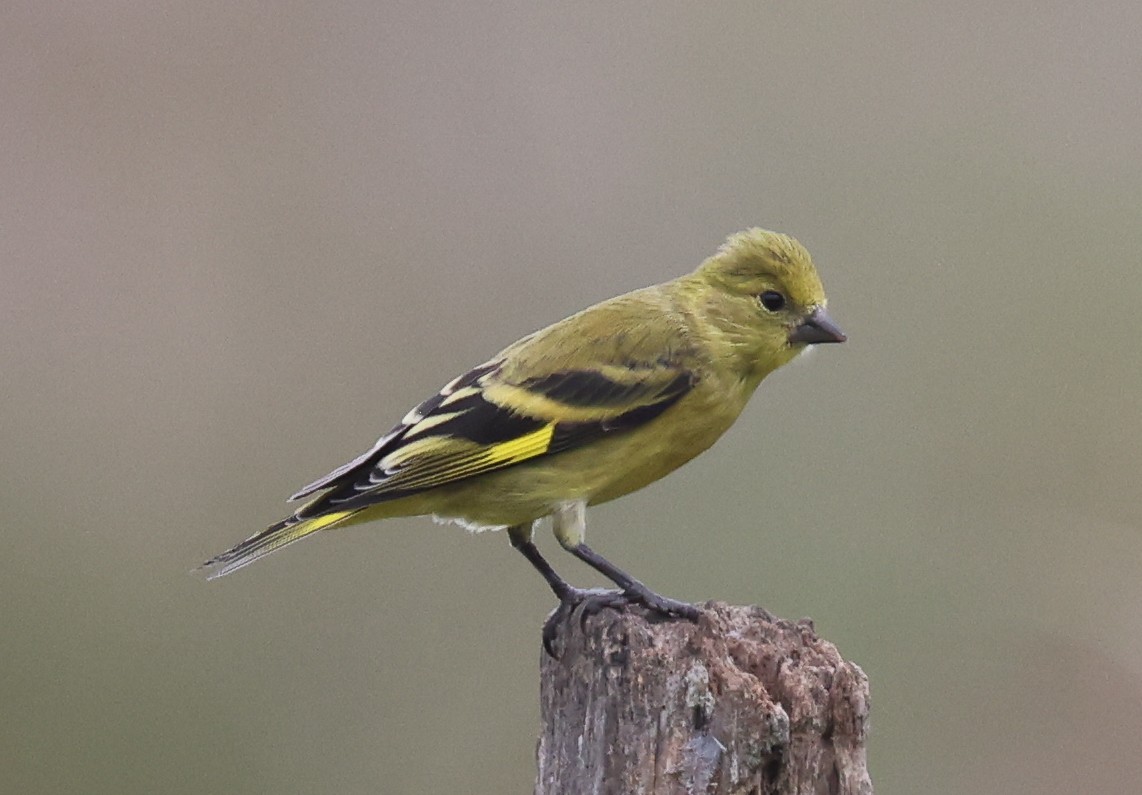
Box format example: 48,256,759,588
291,296,698,516
199,291,698,578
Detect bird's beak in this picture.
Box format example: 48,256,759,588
789,307,847,345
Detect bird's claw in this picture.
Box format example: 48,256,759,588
542,586,701,658
542,588,624,657
635,591,701,621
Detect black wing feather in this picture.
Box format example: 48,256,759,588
293,362,695,517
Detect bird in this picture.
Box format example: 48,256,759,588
200,228,845,642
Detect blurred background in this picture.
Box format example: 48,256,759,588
3,2,1141,793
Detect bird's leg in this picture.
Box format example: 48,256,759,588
507,522,576,600
552,501,701,621
508,521,626,656
564,543,701,619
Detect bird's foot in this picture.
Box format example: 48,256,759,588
542,587,625,657
625,584,701,621
542,585,701,657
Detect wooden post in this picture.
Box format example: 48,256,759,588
535,601,872,795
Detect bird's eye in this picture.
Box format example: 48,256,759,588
759,291,786,312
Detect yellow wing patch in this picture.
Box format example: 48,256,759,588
485,422,556,464
305,509,355,532
374,422,556,494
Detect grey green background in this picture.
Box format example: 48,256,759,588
4,3,1141,793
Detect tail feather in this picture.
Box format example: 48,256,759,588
197,509,358,580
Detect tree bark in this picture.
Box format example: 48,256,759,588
535,601,872,795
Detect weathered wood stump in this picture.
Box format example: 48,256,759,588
536,601,872,794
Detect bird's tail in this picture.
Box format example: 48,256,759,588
197,508,360,580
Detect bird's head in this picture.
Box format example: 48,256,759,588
690,228,845,379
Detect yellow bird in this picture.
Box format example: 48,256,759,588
201,228,845,639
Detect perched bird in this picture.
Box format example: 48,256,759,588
201,228,845,637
